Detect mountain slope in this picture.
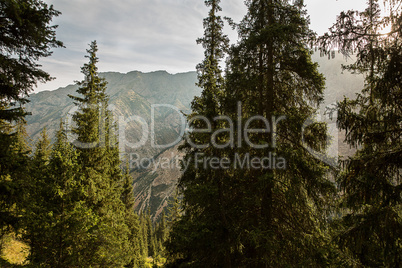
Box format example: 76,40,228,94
24,56,364,219
26,70,200,155
25,70,200,220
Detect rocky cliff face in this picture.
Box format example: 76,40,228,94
130,143,184,220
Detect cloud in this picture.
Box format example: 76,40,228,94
37,0,368,92
38,0,216,91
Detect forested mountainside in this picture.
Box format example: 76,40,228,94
25,70,200,219
3,0,399,266
24,56,363,219
26,70,200,147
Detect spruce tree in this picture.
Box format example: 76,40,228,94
319,0,402,266
166,0,232,266
0,119,31,239
145,209,155,257
155,211,168,246
23,127,52,265
0,0,63,122
139,213,149,258
167,189,181,227
169,0,336,266
43,121,86,267
32,127,52,165
0,0,62,239
222,0,335,265
68,41,131,266
23,121,95,267
121,159,143,267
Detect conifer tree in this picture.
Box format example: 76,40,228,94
33,128,52,165
145,209,155,257
167,189,181,227
319,0,402,266
139,213,149,258
0,0,63,122
0,119,31,238
23,121,95,267
121,159,143,267
43,121,86,267
68,41,131,266
166,0,232,266
155,211,168,246
221,0,335,265
0,0,62,239
169,0,336,266
23,127,52,265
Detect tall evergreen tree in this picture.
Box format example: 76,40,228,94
145,209,155,257
42,121,87,267
68,41,131,266
139,212,149,258
32,127,52,165
155,211,168,248
169,0,336,266
319,0,402,266
23,127,52,265
166,0,232,266
23,122,96,267
222,0,335,265
0,119,31,239
0,0,63,122
121,158,143,268
0,0,62,239
167,189,181,227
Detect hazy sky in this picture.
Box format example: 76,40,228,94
36,0,368,92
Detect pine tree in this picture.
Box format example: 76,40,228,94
0,0,62,240
168,0,336,266
23,121,95,267
68,41,131,266
0,0,63,122
166,0,233,266
121,158,143,267
221,0,335,265
319,0,402,266
0,119,31,239
23,127,52,265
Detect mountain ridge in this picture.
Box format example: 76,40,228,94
24,56,364,219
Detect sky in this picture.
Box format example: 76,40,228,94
36,0,369,92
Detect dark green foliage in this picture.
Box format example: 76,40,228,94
155,211,168,246
22,122,95,267
0,0,62,242
121,159,143,268
139,213,149,258
0,119,31,240
66,41,133,266
221,1,335,265
137,209,169,264
166,0,233,266
0,0,63,121
319,1,402,266
167,0,338,266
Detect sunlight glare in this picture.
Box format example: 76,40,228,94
378,23,392,35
